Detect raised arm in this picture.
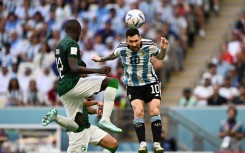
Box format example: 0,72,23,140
68,58,111,74
92,52,118,62
155,37,169,60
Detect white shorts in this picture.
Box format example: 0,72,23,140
67,125,108,153
60,76,105,119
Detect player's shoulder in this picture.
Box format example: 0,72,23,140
60,37,78,47
141,39,156,46
116,42,128,49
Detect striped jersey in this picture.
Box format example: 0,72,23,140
114,39,160,86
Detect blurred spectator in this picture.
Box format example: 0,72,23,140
228,30,242,58
23,79,43,106
55,0,71,29
45,80,61,106
234,52,245,83
229,66,239,87
234,10,245,34
5,12,23,36
219,105,244,151
0,1,8,19
0,20,8,49
7,78,23,106
95,19,116,44
0,42,17,67
48,29,60,50
0,129,8,146
19,33,41,62
0,64,11,102
15,0,35,24
33,42,54,71
139,0,155,23
201,63,223,85
17,63,34,93
208,84,227,106
24,11,44,36
232,85,245,105
220,42,234,65
102,8,124,34
36,66,57,102
219,76,239,102
179,88,196,107
211,57,230,77
194,74,213,106
160,130,177,151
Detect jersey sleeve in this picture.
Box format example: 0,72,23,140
113,48,121,57
67,42,80,58
150,43,161,57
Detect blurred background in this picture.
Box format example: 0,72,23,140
0,0,245,152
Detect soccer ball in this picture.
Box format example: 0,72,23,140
125,9,145,29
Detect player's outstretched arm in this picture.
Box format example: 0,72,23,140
92,52,117,62
156,37,169,60
68,58,111,74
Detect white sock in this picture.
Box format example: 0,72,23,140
55,115,79,132
101,87,117,122
102,149,112,153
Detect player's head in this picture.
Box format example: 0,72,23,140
126,28,141,52
64,19,81,42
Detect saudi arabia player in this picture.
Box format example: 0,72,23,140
42,19,122,133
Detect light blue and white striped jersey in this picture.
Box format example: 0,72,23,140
114,39,161,86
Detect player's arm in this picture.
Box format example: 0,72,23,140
155,37,169,60
92,52,118,62
68,58,111,74
85,100,103,116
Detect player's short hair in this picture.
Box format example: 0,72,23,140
126,28,140,37
64,19,81,34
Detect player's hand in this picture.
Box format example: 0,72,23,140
92,55,102,62
98,66,111,74
97,102,103,117
160,37,169,50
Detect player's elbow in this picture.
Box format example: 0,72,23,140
70,66,79,73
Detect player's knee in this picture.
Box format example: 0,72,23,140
111,139,118,148
149,107,160,116
108,78,119,89
134,108,144,118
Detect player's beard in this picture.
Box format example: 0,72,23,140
130,44,141,52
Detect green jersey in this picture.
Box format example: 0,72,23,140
55,36,81,96
83,106,91,128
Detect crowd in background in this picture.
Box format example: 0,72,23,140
0,0,220,107
179,9,245,107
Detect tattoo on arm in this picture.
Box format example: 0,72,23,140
101,53,117,62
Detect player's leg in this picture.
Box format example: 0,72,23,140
147,99,164,153
66,76,121,133
42,108,80,132
127,85,148,153
67,129,90,153
89,125,118,153
131,99,148,153
97,77,122,133
42,95,86,132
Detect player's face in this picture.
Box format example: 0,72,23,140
126,34,141,52
75,25,82,42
